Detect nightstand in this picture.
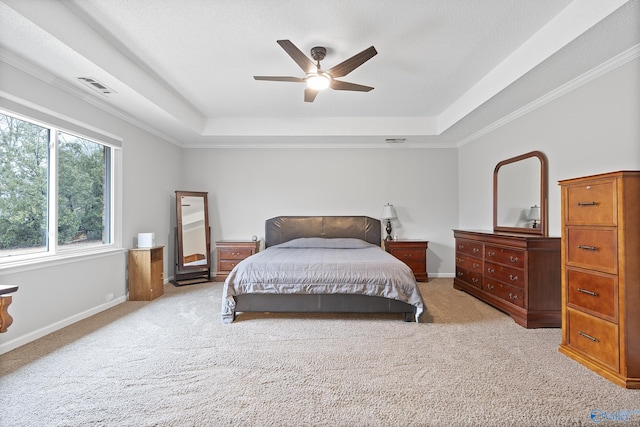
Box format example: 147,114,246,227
214,240,260,281
384,240,429,282
128,246,164,301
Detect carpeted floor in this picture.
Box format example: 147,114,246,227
1,278,638,426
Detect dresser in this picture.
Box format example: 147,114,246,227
453,230,561,328
558,171,640,389
384,240,429,282
214,240,260,281
128,246,164,301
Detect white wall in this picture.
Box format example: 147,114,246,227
181,147,459,277
0,62,181,353
458,57,640,236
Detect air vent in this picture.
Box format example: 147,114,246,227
385,138,406,144
77,77,116,96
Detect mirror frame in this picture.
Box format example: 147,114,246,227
175,190,211,275
493,151,548,236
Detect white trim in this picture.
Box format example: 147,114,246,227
457,43,640,148
0,247,126,275
0,295,127,355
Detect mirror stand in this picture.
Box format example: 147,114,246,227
172,191,211,286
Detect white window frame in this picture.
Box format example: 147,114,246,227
0,99,123,273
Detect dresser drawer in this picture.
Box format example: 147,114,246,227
484,278,524,308
218,247,255,260
389,248,425,264
566,227,617,273
455,267,482,289
565,179,616,226
567,268,617,321
567,309,619,371
485,245,525,269
456,239,483,257
456,253,483,273
485,261,524,289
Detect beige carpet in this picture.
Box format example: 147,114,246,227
1,278,638,427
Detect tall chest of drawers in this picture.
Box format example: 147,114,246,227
558,171,640,388
453,230,561,328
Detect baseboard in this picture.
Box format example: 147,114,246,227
0,295,126,355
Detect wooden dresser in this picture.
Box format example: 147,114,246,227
384,240,429,282
214,240,260,281
453,230,561,328
558,171,640,388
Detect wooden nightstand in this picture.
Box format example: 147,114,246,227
128,246,164,301
384,240,429,282
215,240,259,281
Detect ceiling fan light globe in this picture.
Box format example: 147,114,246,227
306,73,331,91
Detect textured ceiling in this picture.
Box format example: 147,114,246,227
0,0,638,147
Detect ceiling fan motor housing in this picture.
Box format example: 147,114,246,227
310,46,327,62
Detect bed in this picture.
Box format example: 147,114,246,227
221,216,425,323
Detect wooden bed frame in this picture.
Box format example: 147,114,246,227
232,216,417,322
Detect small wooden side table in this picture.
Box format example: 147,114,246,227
215,240,260,281
0,284,19,333
384,240,429,282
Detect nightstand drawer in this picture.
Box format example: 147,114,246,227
567,309,619,371
565,179,616,226
218,247,255,260
567,268,617,321
485,245,525,269
566,227,617,273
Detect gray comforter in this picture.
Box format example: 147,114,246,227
221,238,425,322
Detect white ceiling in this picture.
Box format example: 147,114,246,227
0,0,638,148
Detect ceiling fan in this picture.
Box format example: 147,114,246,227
254,39,378,103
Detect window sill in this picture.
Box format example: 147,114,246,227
0,247,127,276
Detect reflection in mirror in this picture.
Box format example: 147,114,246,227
174,191,211,286
493,151,548,236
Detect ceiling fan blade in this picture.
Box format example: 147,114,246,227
326,46,377,78
277,39,316,74
254,76,306,83
304,88,318,103
330,80,374,92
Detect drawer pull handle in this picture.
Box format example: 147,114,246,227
487,251,495,257
458,244,464,249
457,271,464,277
577,201,597,206
486,284,494,290
472,263,480,268
578,331,599,342
509,274,518,281
472,248,479,253
472,278,479,283
509,293,518,300
487,267,495,273
509,256,519,263
578,288,598,297
578,245,597,251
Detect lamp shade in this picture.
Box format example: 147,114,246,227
528,205,541,221
382,203,397,220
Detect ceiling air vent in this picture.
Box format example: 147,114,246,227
385,138,406,144
77,77,116,96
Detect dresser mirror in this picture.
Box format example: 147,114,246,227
174,191,211,285
493,151,548,236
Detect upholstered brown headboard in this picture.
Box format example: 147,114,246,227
265,216,382,248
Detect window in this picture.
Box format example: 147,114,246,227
0,111,114,261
